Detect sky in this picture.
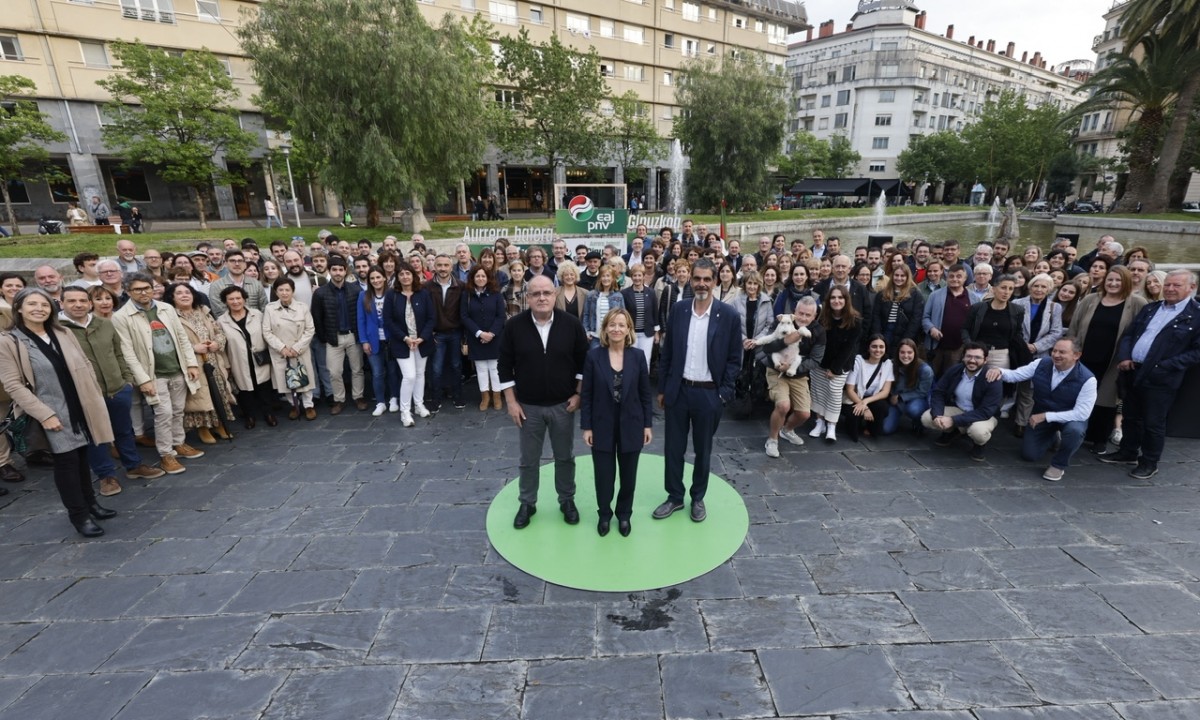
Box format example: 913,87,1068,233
793,0,1118,71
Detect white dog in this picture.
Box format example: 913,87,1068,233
753,314,810,377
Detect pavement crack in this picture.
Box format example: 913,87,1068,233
269,641,337,652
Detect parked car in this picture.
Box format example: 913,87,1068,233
1182,201,1200,213
1065,201,1099,214
1024,201,1052,213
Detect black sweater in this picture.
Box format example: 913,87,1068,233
498,309,589,406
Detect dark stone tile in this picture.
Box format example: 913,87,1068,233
746,522,839,555
732,556,819,597
806,552,913,593
0,623,45,661
369,608,489,663
36,576,164,620
824,518,924,552
26,540,149,578
661,651,774,719
0,579,78,622
1104,634,1200,699
286,507,367,535
998,587,1140,638
993,638,1158,705
281,482,359,509
208,536,310,572
1111,700,1200,720
1090,583,1200,634
142,509,233,538
442,566,545,606
289,535,394,571
345,481,422,507
353,506,432,534
413,477,505,505
842,450,926,472
392,662,521,720
909,490,996,517
101,614,262,671
115,537,237,575
985,515,1093,548
124,573,252,617
974,706,1124,719
382,532,490,568
263,666,405,720
758,646,911,715
0,620,145,674
523,657,661,720
887,641,1038,710
973,489,1072,516
980,547,1102,587
803,592,926,646
899,591,1033,642
114,670,285,720
893,550,1011,591
1067,512,1177,544
906,518,1012,551
1047,486,1143,513
236,611,385,669
699,597,819,651
0,672,151,720
597,590,709,655
340,566,452,610
426,504,488,532
763,494,839,523
1063,545,1197,583
213,507,305,537
0,677,38,714
481,605,596,660
224,570,357,613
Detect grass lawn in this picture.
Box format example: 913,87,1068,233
0,205,976,259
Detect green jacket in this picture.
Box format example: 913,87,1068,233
60,314,134,397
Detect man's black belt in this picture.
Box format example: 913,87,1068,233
683,380,717,389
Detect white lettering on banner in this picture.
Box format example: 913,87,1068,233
461,226,557,243
628,213,682,232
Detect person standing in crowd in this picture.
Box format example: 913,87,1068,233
462,266,506,412
312,257,367,415
659,259,693,338
498,275,589,530
264,196,285,228
1011,274,1065,436
0,288,118,537
581,308,653,538
0,273,26,484
166,283,236,445
803,285,858,443
112,273,204,475
359,267,400,416
814,254,872,321
385,261,435,427
263,277,318,421
872,263,925,349
89,195,111,224
554,262,586,320
208,250,266,317
922,264,973,376
427,254,466,411
759,296,824,458
987,337,1096,481
922,341,1003,461
841,334,894,441
963,274,1031,372
1101,269,1200,479
882,338,934,435
69,252,102,288
59,287,164,497
621,263,658,372
653,258,742,523
582,266,626,349
216,286,277,429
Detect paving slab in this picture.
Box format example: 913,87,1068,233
993,638,1158,705
523,656,661,720
758,645,912,716
0,672,151,720
263,666,406,720
886,641,1039,710
392,662,522,720
113,670,285,720
802,592,927,646
661,651,775,719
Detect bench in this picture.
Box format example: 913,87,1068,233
433,214,471,223
69,224,132,235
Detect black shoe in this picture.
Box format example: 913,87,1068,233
513,503,536,529
618,520,631,537
25,450,54,467
0,463,24,483
265,414,279,427
652,499,684,519
452,397,467,410
1089,441,1109,454
1129,461,1158,480
935,431,956,448
690,500,707,522
597,519,610,536
89,503,118,520
1013,425,1025,438
426,400,441,414
1097,450,1138,465
560,500,580,525
969,444,986,462
73,518,104,538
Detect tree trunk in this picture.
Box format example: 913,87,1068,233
1,182,19,236
366,197,379,227
1144,70,1200,212
194,186,209,230
1115,112,1163,213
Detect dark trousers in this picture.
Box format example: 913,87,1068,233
86,383,140,477
238,380,276,421
517,402,576,505
664,385,721,504
929,346,963,378
842,398,889,440
1119,381,1174,463
593,414,640,520
53,446,96,524
429,330,463,401
1023,419,1087,469
1085,404,1118,445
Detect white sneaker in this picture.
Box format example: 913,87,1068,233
809,417,826,438
824,424,837,443
388,398,399,413
779,428,805,446
765,438,780,458
372,403,386,417
1109,428,1123,445
400,410,415,427
413,403,431,418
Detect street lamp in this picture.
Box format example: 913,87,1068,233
281,145,301,228
500,161,509,218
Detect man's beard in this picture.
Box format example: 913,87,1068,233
693,289,710,301
288,266,304,276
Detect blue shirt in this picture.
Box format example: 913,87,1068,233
1131,300,1187,363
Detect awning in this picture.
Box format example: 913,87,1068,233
788,178,871,196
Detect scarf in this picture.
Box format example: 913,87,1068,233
20,327,88,437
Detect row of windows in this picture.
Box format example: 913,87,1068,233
65,0,222,24
485,0,787,43
0,35,233,75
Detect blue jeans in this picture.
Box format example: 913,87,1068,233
1022,418,1087,469
366,344,400,403
310,337,334,397
882,397,930,435
429,330,463,400
86,384,142,478
265,214,284,228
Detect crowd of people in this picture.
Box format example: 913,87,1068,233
1,223,1198,538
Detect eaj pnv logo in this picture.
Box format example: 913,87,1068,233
556,195,628,235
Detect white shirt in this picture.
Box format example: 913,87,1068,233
291,271,315,307
1131,300,1187,363
997,359,1098,424
847,357,894,398
683,300,713,382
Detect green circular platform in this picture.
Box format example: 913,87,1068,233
486,454,749,592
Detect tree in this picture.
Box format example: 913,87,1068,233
961,91,1072,200
825,133,862,178
1120,0,1200,211
0,76,68,235
96,42,256,229
777,130,830,182
493,28,608,214
896,131,972,187
675,53,787,210
241,0,490,227
607,91,662,187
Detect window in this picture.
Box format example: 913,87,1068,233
4,180,29,204
820,95,830,108
566,14,589,34
755,20,763,33
932,92,939,106
836,90,850,105
662,70,672,86
871,137,889,149
834,113,847,128
216,56,232,76
912,115,922,127
663,33,674,49
707,7,716,20
663,0,674,8
869,162,886,172
732,15,745,29
682,2,699,21
879,89,895,102
46,161,77,203
880,63,898,78
80,41,109,68
825,71,836,84
528,5,542,23
599,20,614,38
623,26,644,44
120,0,176,23
461,0,475,8
706,43,716,55
0,36,24,61
880,41,898,50
599,62,614,77
196,0,219,22
874,114,891,126
111,167,152,203
623,64,644,82
818,117,829,130
488,0,517,25
767,23,786,44
600,100,614,116
662,105,673,120
842,65,856,81
683,38,698,57
495,89,523,108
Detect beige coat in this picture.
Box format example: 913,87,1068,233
1069,292,1148,406
217,308,272,392
0,328,115,445
111,300,201,394
262,300,316,393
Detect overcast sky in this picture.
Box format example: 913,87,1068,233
793,0,1118,71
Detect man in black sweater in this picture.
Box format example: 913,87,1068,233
498,275,590,529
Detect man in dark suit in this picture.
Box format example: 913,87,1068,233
921,341,1003,461
1100,269,1200,479
813,254,873,322
653,258,742,523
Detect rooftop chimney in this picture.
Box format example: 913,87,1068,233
986,39,995,52
845,22,853,32
1021,50,1028,62
1033,51,1042,65
914,11,926,30
806,27,813,41
946,24,954,39
968,35,975,46
819,20,834,38
1006,41,1016,57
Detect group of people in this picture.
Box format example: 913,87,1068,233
2,224,1198,538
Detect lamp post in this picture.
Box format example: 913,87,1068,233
500,161,509,218
281,145,301,228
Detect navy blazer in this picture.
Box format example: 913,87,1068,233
580,346,653,453
930,362,1003,427
383,288,435,358
657,297,743,404
460,288,506,362
1117,297,1200,389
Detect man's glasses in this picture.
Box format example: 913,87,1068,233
527,291,554,298
128,286,153,294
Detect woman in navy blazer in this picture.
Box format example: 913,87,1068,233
383,261,435,427
358,266,400,415
581,308,654,537
461,265,507,412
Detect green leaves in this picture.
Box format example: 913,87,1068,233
896,132,971,185
607,91,662,184
0,75,69,234
959,90,1072,195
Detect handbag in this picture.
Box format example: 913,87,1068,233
285,358,309,390
253,349,271,367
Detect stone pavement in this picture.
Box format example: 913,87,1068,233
1,402,1199,720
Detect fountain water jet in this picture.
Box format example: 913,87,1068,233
667,139,686,214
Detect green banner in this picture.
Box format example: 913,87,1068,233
555,195,628,235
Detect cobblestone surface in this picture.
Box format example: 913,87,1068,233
2,402,1199,719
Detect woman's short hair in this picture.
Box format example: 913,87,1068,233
220,284,248,303
273,276,296,293
556,261,580,282
163,282,197,308
470,265,500,293
599,308,635,348
740,270,763,289
87,285,117,304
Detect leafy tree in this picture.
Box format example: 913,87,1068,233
607,91,662,186
777,130,830,181
825,133,862,178
1046,149,1083,199
493,28,608,214
97,42,257,229
241,0,491,227
961,91,1072,200
675,53,787,210
896,131,971,186
0,75,68,235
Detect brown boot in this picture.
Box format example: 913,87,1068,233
196,428,217,445
98,477,122,496
174,444,205,459
214,423,232,440
135,434,156,448
160,454,186,474
493,390,504,410
480,392,491,411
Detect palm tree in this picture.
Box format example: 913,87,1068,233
1120,0,1200,212
1068,27,1200,211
